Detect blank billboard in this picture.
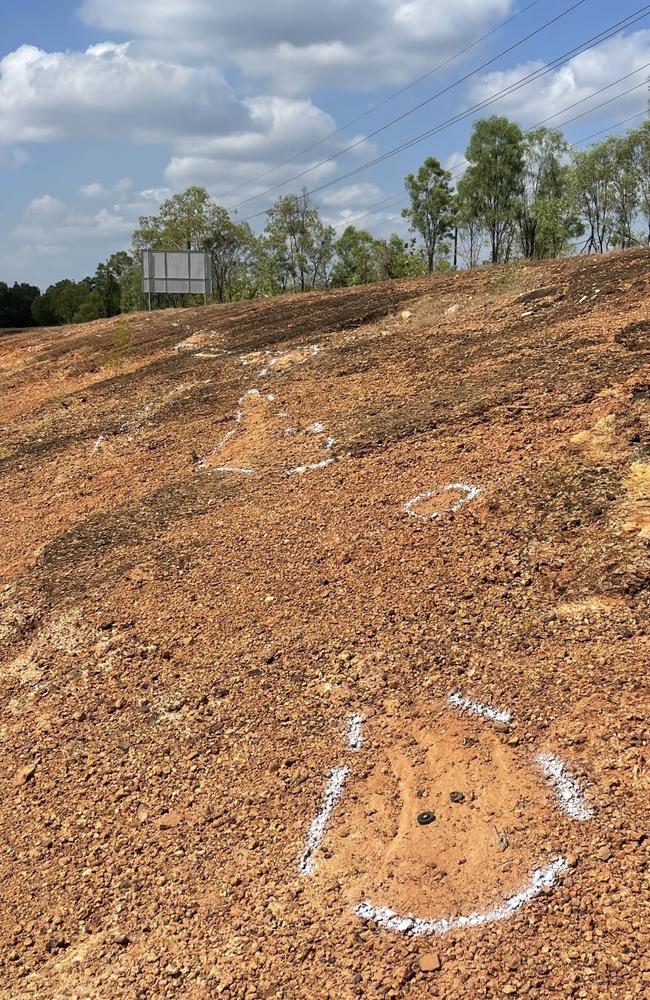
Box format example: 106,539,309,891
141,250,212,295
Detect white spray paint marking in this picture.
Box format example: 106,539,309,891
92,435,105,454
346,714,364,750
268,344,320,372
403,483,481,521
299,766,349,876
287,457,335,476
448,692,511,725
536,753,593,822
197,387,335,476
195,389,264,469
355,857,568,936
121,381,203,440
286,428,336,476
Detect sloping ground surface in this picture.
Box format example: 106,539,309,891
0,253,648,999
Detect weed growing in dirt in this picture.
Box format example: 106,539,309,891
109,319,131,368
488,260,527,294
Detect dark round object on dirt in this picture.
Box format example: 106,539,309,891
417,811,435,826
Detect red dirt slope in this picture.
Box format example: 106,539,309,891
0,251,648,999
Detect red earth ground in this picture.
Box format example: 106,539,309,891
0,250,648,999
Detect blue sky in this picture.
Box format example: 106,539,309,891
1,0,649,288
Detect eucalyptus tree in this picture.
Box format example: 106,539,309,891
457,116,525,264
331,226,380,286
518,127,577,259
571,141,619,254
402,156,455,273
264,191,335,292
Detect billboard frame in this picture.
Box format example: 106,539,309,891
141,249,213,308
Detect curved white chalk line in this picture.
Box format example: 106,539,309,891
536,753,593,822
299,766,349,876
448,692,511,725
95,380,212,452
195,389,270,470
265,344,321,376
196,388,334,475
240,344,321,378
403,483,481,521
300,706,593,937
286,428,336,476
354,857,568,937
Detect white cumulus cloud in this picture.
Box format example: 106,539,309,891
79,0,514,93
467,30,650,129
0,42,252,146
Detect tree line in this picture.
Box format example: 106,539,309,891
3,114,650,328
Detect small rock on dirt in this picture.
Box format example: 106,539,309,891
158,811,182,830
419,953,442,973
449,791,465,804
12,764,36,787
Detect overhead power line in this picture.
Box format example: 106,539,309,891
227,0,591,213
332,72,650,234
218,0,546,201
240,4,650,223
359,104,650,236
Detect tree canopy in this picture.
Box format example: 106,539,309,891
6,110,650,328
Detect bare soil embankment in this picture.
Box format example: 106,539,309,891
0,251,648,999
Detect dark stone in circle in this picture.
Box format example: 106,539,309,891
417,811,435,826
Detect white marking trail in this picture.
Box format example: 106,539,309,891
536,753,593,821
355,857,568,936
403,483,481,521
448,692,511,725
300,766,349,876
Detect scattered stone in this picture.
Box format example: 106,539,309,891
419,953,442,973
449,791,465,804
158,811,182,830
401,310,412,320
45,937,68,953
515,286,559,304
12,764,36,787
596,846,612,862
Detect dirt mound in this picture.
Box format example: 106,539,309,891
310,708,558,921
0,249,649,999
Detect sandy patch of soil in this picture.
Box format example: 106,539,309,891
622,461,650,539
310,709,559,922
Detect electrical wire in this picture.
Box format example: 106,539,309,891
228,0,591,212
332,75,650,234
239,5,650,222
218,0,547,201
